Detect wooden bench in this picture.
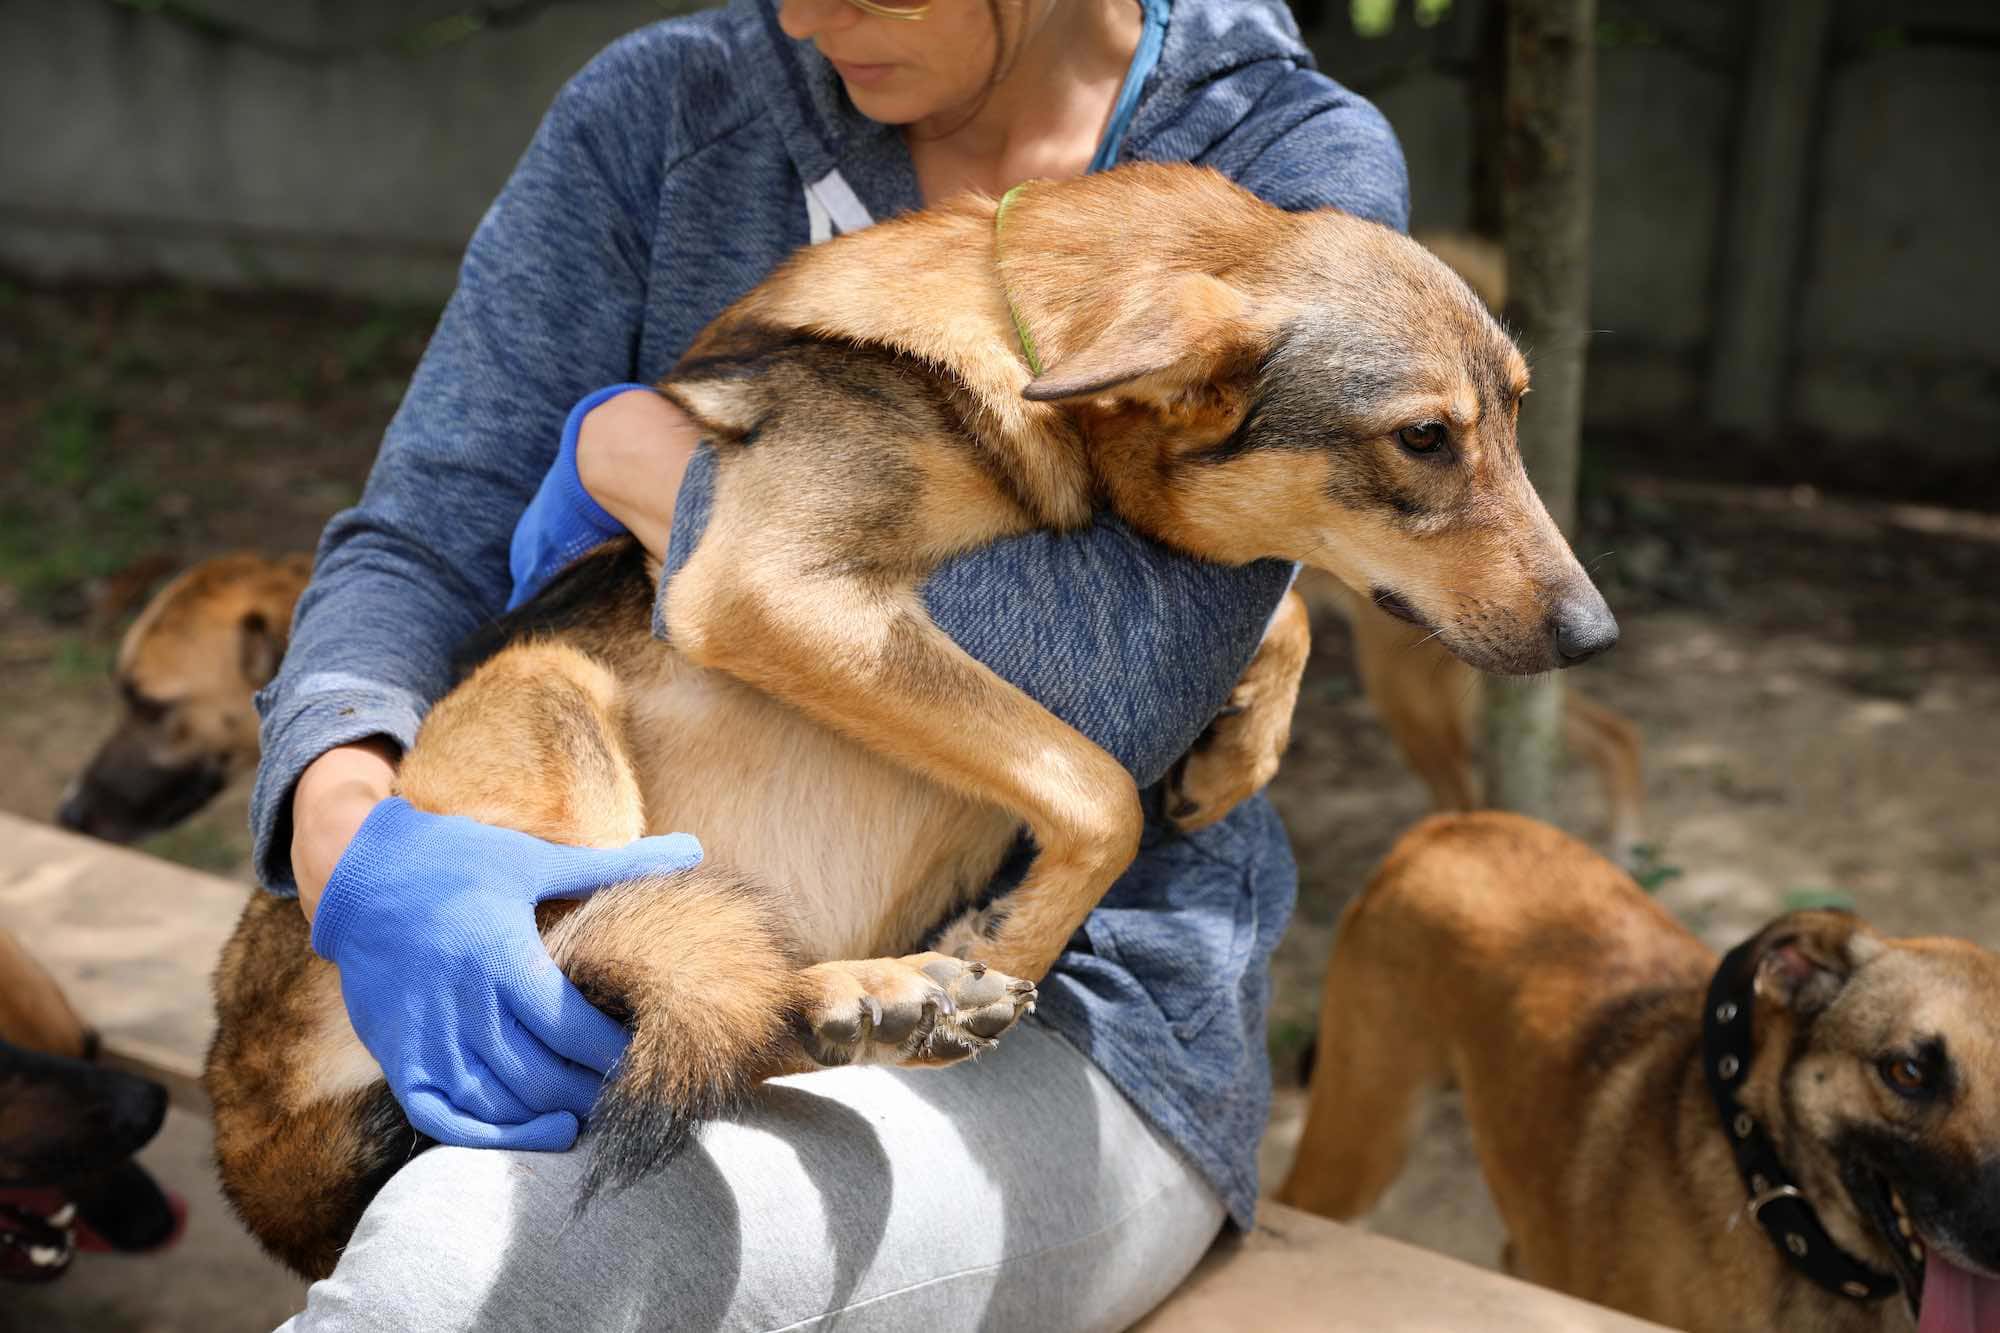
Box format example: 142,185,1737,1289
0,811,1667,1328
1141,1202,1669,1331
0,809,244,1111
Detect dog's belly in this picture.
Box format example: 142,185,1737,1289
623,656,1021,962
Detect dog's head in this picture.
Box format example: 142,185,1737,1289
0,1039,166,1188
1737,911,2000,1326
1004,166,1614,676
57,552,309,843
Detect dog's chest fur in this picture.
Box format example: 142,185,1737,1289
621,651,1020,961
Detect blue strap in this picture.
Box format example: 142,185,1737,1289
1088,0,1171,174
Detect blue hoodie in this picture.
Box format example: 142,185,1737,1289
251,0,1408,1228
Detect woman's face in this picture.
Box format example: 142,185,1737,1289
776,0,1013,127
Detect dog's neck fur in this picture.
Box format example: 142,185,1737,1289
1665,988,1906,1330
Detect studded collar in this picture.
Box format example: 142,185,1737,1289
1702,936,1901,1305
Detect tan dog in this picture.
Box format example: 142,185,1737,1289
207,163,1616,1277
1280,813,2000,1332
58,552,311,844
1304,230,1643,859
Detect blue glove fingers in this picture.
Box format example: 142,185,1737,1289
510,959,632,1076
480,1013,609,1120
404,1088,580,1152
535,833,704,903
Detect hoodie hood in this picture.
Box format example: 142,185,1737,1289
727,0,1323,224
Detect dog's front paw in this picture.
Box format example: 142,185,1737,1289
1166,694,1286,833
1166,589,1308,833
799,953,1035,1070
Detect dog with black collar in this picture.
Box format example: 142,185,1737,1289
1280,811,2000,1333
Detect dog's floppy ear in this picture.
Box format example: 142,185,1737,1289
238,610,284,689
1023,272,1254,404
1753,910,1885,1016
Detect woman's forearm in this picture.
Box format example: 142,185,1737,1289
291,738,401,926
574,389,700,562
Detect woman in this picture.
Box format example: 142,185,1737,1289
256,0,1406,1326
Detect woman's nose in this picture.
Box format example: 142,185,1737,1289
777,0,864,41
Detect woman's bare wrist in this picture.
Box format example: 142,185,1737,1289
574,389,700,561
291,738,400,926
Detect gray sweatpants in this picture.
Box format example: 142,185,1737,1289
279,1023,1226,1332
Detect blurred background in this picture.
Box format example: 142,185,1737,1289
1,1,1995,1328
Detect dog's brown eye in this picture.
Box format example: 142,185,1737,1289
1881,1056,1929,1097
1397,423,1448,455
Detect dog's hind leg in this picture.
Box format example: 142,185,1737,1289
1275,873,1452,1221
1562,691,1645,868
208,640,802,1273
402,641,809,1202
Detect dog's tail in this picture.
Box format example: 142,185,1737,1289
544,864,807,1206
209,866,806,1279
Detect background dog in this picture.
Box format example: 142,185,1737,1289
207,162,1618,1277
1278,812,2000,1332
0,930,181,1283
56,552,310,845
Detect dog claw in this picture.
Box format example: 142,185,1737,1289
808,953,1036,1069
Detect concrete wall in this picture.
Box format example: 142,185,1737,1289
4,0,1997,464
1301,0,2000,461
0,0,703,297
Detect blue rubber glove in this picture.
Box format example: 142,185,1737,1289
311,796,703,1150
508,383,653,610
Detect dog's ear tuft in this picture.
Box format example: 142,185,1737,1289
1024,273,1253,404
1754,911,1884,1016
238,610,284,688
660,377,762,441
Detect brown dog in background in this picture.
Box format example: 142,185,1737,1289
207,162,1617,1277
1299,573,1645,859
1279,813,2000,1332
57,553,310,845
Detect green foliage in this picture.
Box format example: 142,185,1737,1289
142,821,246,877
1782,886,1857,914
1268,1016,1317,1083
47,636,116,685
1626,842,1685,894
0,395,163,616
1349,0,1453,39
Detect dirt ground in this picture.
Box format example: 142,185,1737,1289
3,281,1997,1327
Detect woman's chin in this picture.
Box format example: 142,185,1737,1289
840,83,931,127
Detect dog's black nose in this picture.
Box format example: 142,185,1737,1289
1551,596,1619,665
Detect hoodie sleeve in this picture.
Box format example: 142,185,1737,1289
248,36,673,894
1206,67,1413,231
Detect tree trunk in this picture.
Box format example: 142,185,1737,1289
1481,0,1596,818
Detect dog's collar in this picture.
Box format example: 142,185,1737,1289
993,182,1045,377
1702,937,1900,1304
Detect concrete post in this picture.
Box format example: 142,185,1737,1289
1705,0,1832,435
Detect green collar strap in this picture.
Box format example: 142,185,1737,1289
993,182,1045,377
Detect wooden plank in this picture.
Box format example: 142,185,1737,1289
0,811,250,1113
1142,1202,1671,1332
